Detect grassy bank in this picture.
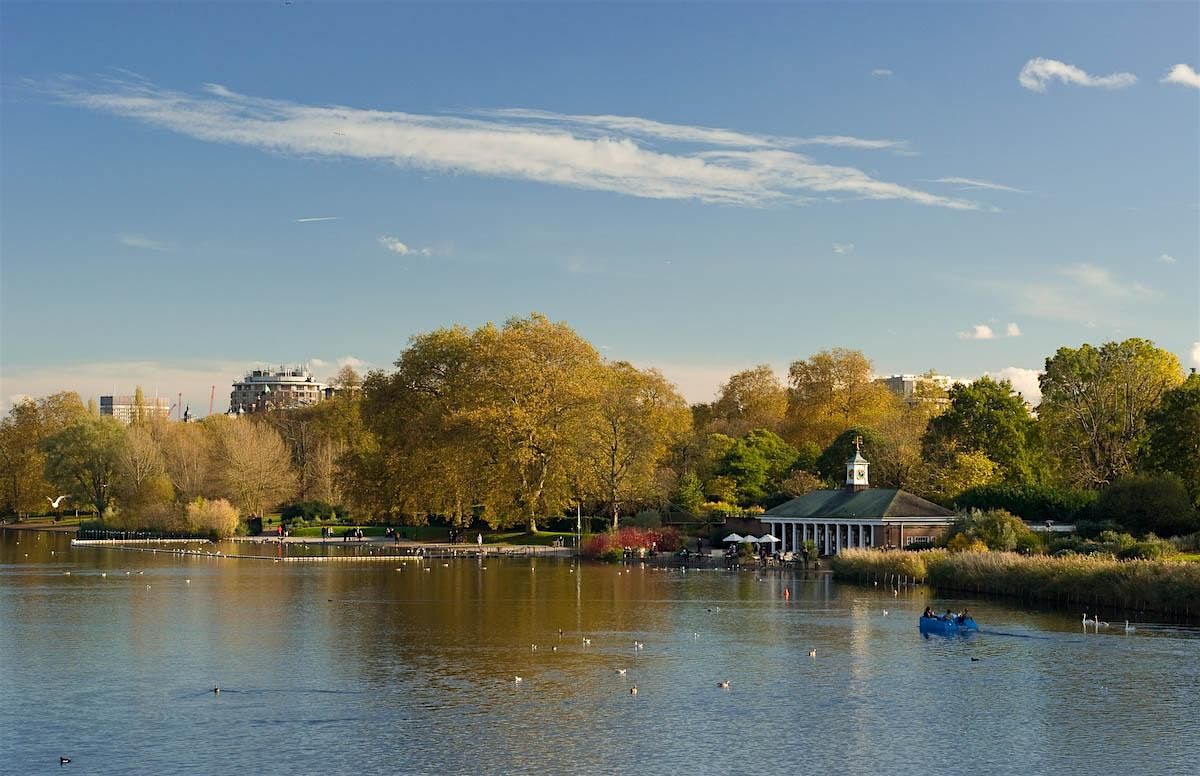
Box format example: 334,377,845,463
831,548,1200,617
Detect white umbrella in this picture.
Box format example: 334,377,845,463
759,534,780,544
740,535,759,543
721,533,744,543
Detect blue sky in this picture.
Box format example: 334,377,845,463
2,1,1197,411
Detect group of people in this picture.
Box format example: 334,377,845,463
923,606,971,624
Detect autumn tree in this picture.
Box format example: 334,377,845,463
785,348,895,448
114,422,172,510
1038,339,1184,488
0,393,87,516
40,414,126,515
709,365,788,436
208,417,298,517
584,362,691,527
157,420,212,503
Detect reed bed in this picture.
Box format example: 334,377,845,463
831,548,1200,616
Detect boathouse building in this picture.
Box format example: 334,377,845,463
760,439,956,556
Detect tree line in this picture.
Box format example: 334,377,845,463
2,314,1197,538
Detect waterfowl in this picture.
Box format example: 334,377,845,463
615,668,627,676
1124,620,1136,633
1096,619,1110,628
582,637,591,646
1082,613,1096,626
808,648,817,658
531,644,538,651
59,756,71,765
634,641,644,650
513,676,523,684
212,687,220,694
718,681,730,689
630,686,638,695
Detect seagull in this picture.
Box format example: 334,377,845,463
882,610,889,616
717,680,730,689
634,641,644,650
808,648,817,658
531,644,538,651
513,676,523,684
1124,620,1136,633
582,637,591,646
615,668,627,676
630,686,638,695
47,495,68,509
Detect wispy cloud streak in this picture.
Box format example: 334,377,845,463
39,77,979,211
923,177,1028,194
1019,58,1137,92
296,216,340,223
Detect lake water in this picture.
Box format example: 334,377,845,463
2,530,1197,775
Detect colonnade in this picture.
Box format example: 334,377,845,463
761,521,876,556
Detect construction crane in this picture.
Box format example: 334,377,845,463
209,385,215,417
177,392,182,421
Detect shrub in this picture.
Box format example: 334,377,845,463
626,509,662,528
1095,473,1200,538
1117,535,1176,560
954,483,1098,524
186,498,240,539
280,501,344,524
945,508,1039,552
700,501,740,520
947,534,990,553
581,526,684,560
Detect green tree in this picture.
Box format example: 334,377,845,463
946,508,1037,552
785,348,896,449
1094,472,1199,538
1039,339,1184,488
923,376,1038,483
40,414,126,515
815,427,886,483
1141,372,1200,506
716,429,800,504
672,472,705,514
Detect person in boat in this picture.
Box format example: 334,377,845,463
923,607,936,619
942,609,955,621
956,610,970,624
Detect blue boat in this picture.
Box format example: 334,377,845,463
919,615,979,636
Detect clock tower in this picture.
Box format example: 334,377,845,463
845,436,870,492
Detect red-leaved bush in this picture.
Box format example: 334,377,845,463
582,527,684,560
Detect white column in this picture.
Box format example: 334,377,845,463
792,523,798,555
824,523,831,556
859,524,866,548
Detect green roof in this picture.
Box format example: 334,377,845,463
763,488,955,520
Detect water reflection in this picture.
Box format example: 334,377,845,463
1,530,1197,775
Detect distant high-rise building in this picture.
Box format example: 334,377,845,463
100,394,172,425
229,365,326,413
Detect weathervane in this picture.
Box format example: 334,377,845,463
854,435,863,452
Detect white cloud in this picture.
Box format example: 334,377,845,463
378,236,432,256
118,233,163,251
958,324,996,340
832,242,855,255
871,69,893,77
1006,322,1022,337
309,358,328,369
337,356,366,369
922,177,1028,194
39,77,982,211
1158,253,1177,264
1059,263,1156,299
986,367,1043,405
1018,58,1137,92
1191,342,1200,368
1163,64,1200,89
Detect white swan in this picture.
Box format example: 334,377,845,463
1082,613,1095,626
1095,618,1110,628
1124,620,1136,633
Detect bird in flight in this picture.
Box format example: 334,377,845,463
47,495,68,509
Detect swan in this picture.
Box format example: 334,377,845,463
1082,613,1095,626
1095,618,1110,628
1124,620,1136,633
634,641,644,650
